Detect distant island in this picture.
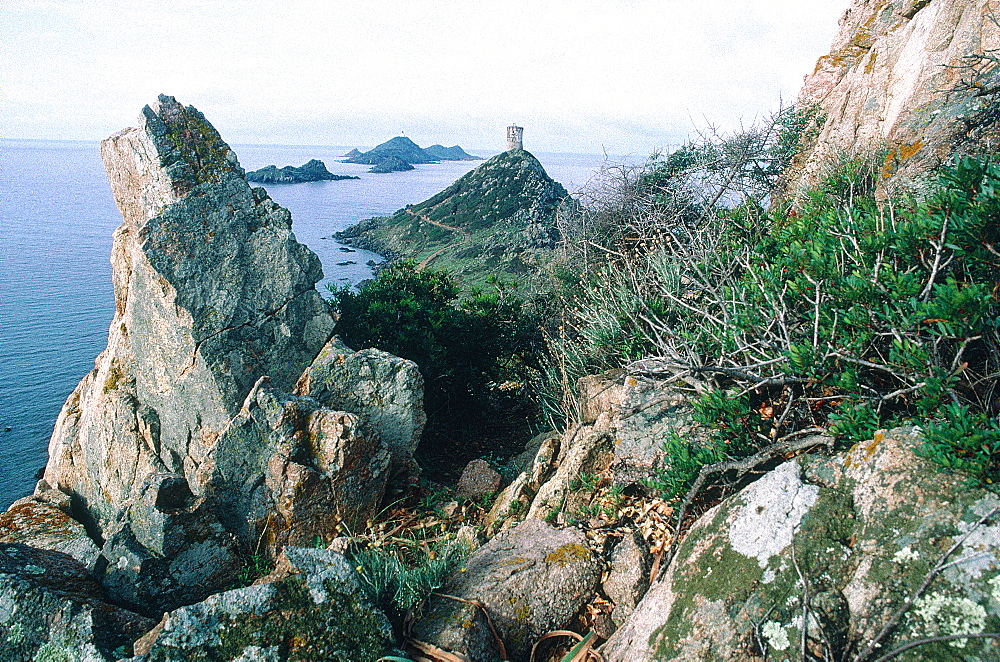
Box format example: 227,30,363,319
343,136,481,169
423,144,480,161
369,155,414,173
245,159,359,184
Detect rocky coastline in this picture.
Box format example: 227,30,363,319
3,2,1000,660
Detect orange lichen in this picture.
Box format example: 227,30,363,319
865,50,879,75
899,140,924,161
544,543,590,566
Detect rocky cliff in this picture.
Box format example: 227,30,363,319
25,95,424,614
783,0,1000,196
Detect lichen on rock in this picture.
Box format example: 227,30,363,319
600,429,1000,661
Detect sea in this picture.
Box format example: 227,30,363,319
0,138,614,509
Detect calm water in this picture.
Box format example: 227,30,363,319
0,139,611,508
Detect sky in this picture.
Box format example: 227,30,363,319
2,0,849,156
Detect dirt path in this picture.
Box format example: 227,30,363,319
407,209,464,233
409,210,468,271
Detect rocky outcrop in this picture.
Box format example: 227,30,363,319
783,0,1000,196
0,543,155,662
600,429,1000,661
411,519,602,662
0,498,101,570
135,546,392,661
245,159,359,183
29,95,423,613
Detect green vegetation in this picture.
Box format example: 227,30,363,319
555,142,1000,495
332,103,998,497
330,262,542,476
348,541,470,622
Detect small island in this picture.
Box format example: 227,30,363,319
369,155,415,173
245,159,359,184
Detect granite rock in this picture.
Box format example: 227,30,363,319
31,95,413,613
412,519,601,661
0,543,155,662
600,429,1000,661
136,547,392,661
783,0,1000,197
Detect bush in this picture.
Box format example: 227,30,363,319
559,151,1000,490
348,541,469,620
330,262,542,474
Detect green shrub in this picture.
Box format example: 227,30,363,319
330,262,542,474
921,403,1000,484
562,152,1000,490
349,541,469,619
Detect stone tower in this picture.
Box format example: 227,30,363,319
507,125,523,151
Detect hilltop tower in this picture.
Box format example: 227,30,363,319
506,125,523,151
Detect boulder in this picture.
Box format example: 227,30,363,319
0,498,100,570
605,374,706,488
456,459,503,500
603,529,652,625
783,0,1000,197
411,519,601,661
136,547,393,661
294,337,424,473
600,429,1000,661
0,542,155,662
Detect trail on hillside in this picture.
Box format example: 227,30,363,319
407,209,464,233
408,209,468,270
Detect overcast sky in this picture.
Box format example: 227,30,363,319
2,0,849,155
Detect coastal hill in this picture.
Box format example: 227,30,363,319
245,158,359,184
337,147,572,286
344,136,482,167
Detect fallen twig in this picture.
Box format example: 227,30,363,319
663,433,833,574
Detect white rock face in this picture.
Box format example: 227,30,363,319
727,461,819,568
784,0,1000,195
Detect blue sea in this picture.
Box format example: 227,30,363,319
0,138,612,508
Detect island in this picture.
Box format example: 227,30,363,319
424,144,480,161
245,159,359,184
344,136,482,168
